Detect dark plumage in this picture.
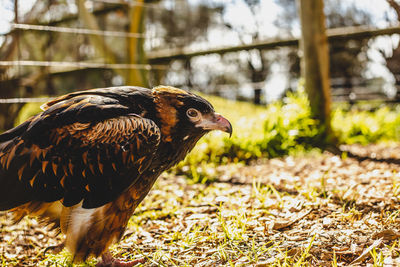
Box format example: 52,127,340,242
0,85,232,266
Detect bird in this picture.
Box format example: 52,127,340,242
0,85,232,266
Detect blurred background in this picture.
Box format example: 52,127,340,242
4,2,400,265
1,0,400,145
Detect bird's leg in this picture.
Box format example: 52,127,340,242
96,251,145,267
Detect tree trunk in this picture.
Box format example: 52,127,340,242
127,0,147,86
77,0,147,86
298,0,332,136
76,0,126,81
254,88,262,105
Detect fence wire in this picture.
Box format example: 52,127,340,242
0,97,53,104
11,23,147,39
91,0,165,8
0,61,168,70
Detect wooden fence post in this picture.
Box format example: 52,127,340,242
299,0,332,136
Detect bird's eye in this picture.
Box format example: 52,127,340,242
186,108,200,119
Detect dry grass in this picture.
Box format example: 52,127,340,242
2,144,400,266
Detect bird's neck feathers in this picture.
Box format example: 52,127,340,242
151,86,187,142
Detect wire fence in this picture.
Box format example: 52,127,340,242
90,0,167,8
0,61,168,70
1,0,400,107
11,23,147,39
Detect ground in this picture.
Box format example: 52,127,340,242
2,144,400,266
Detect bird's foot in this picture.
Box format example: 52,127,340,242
43,242,65,255
96,252,145,267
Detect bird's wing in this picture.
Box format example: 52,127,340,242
0,92,161,210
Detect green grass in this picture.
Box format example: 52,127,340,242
332,105,400,144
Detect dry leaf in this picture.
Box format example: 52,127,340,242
372,229,400,241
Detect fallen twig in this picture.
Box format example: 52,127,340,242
272,209,313,230
350,238,383,265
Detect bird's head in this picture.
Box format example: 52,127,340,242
152,86,232,143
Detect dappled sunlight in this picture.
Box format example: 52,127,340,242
2,0,400,265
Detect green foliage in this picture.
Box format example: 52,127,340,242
332,105,400,144
14,102,44,126
258,89,326,157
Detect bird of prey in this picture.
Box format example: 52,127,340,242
0,86,232,266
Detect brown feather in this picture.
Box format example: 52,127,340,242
6,145,17,169
29,172,39,187
60,175,66,188
42,161,49,173
17,164,26,181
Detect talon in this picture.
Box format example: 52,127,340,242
43,242,65,256
96,252,145,267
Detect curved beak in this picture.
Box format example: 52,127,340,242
196,113,233,137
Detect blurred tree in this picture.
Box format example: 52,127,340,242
146,2,221,50
222,0,271,104
77,0,147,86
127,2,147,86
147,1,272,103
382,0,400,95
146,1,223,87
325,0,371,93
274,0,372,90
